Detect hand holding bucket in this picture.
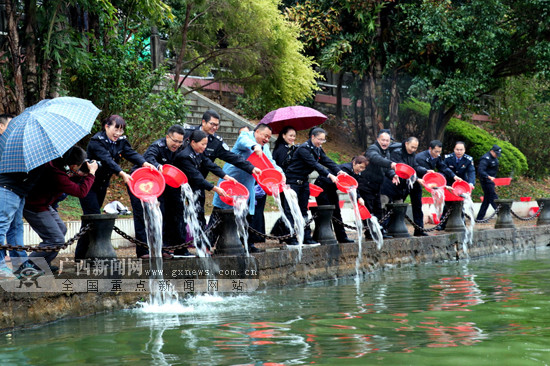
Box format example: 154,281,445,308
161,164,188,188
336,174,358,193
219,180,249,206
128,167,166,200
256,168,284,196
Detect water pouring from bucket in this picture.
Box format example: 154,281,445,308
128,167,166,201
422,172,447,220
451,181,475,256
181,183,211,257
218,181,250,256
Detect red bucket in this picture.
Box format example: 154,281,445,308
219,181,249,206
395,163,415,179
358,203,371,220
493,177,512,186
162,164,188,188
520,197,531,202
451,181,472,196
309,183,323,197
444,187,463,201
247,153,274,170
128,167,165,200
256,168,284,195
336,174,358,193
423,172,446,193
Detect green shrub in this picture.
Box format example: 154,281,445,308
401,99,528,177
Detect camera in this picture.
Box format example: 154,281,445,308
80,159,102,173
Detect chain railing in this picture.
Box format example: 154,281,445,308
0,224,91,253
405,207,453,233
510,202,543,221
473,205,501,223
331,209,394,231
247,213,318,241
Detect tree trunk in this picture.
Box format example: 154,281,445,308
23,0,38,106
173,3,192,92
6,0,25,113
364,70,380,136
388,71,400,135
335,72,344,120
0,71,7,113
427,96,457,142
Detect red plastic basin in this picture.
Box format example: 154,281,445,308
128,167,165,200
336,174,358,193
423,172,446,193
494,177,512,186
358,203,371,220
422,197,434,205
395,163,415,179
219,181,249,206
451,181,472,197
247,152,274,170
520,197,531,202
162,164,187,188
256,168,284,195
309,183,324,197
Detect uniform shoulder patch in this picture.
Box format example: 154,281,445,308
445,154,452,159
119,135,127,140
216,135,223,141
222,142,229,151
465,155,473,161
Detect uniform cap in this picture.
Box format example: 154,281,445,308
491,144,502,157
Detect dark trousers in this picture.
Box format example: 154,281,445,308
75,185,107,259
316,186,347,240
477,180,498,220
23,207,66,265
248,194,266,244
410,182,424,230
359,184,383,221
274,182,313,242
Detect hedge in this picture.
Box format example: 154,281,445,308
401,99,528,177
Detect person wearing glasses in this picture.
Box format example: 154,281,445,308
75,115,155,260
184,109,257,226
277,127,343,246
128,125,190,258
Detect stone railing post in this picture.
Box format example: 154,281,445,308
386,203,410,238
494,199,515,229
213,209,245,256
536,198,550,226
310,205,338,245
444,201,465,232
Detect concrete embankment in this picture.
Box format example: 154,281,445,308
1,225,549,331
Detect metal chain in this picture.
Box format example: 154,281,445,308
332,217,358,230
0,224,91,253
474,204,501,223
510,202,543,221
247,213,318,241
405,207,453,233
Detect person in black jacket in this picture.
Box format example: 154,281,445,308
272,126,297,172
75,115,155,260
315,155,368,243
183,110,258,226
443,141,476,187
380,137,427,236
277,127,343,246
476,145,502,220
128,125,187,258
407,139,462,233
358,130,399,238
173,130,236,252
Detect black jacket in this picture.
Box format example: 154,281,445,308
478,152,499,182
87,131,145,190
173,144,226,191
443,153,476,185
315,162,362,199
415,150,454,179
0,166,45,198
285,139,341,183
381,141,425,199
184,126,254,177
272,143,296,173
361,141,396,188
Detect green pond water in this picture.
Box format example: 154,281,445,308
2,247,550,365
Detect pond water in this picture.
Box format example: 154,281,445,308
2,247,550,365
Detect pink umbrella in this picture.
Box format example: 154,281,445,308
260,106,327,134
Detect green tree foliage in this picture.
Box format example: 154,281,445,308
64,36,188,151
490,76,550,179
165,0,319,112
401,99,527,177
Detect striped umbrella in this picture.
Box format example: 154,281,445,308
0,97,100,173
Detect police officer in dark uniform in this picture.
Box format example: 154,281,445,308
443,141,476,187
128,125,188,258
279,127,342,246
76,115,155,260
359,130,399,238
476,144,502,220
411,140,461,233
183,110,257,226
